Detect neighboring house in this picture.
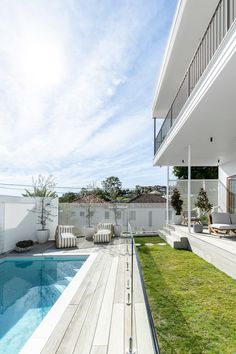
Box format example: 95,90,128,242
152,0,236,227
59,192,166,234
128,193,166,204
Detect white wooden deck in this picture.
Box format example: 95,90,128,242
164,225,236,280
11,237,156,354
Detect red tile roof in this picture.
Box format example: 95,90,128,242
128,193,166,203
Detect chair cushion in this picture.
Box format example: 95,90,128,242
94,229,112,243
230,214,236,224
97,223,113,231
211,224,236,230
211,212,231,224
61,232,76,239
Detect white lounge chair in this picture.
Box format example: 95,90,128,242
93,223,114,244
209,212,236,236
55,225,77,248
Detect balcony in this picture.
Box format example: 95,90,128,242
154,0,236,156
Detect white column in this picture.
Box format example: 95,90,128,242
188,144,191,233
166,166,169,226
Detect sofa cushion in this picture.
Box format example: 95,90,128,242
211,223,236,230
211,212,231,224
61,232,76,239
230,214,236,224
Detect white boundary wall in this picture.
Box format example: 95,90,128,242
0,195,58,254
59,202,166,235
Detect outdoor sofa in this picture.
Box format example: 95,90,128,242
209,212,236,236
182,210,201,225
93,222,114,243
55,225,77,248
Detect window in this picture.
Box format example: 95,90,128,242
80,211,85,217
105,211,110,219
148,211,152,227
130,210,136,220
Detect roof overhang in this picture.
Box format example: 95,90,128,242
152,0,219,118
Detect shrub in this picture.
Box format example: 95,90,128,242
16,240,33,248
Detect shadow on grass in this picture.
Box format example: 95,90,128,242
138,245,209,354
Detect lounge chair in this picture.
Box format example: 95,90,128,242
55,225,77,248
209,212,236,236
93,223,114,244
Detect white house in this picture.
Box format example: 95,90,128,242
153,0,236,230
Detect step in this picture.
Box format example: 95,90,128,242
158,228,189,250
166,224,176,231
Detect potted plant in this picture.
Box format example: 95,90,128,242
23,175,57,243
84,201,95,240
195,188,213,231
112,203,122,237
15,240,34,252
171,187,183,225
102,176,123,236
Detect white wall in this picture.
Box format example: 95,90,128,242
219,159,236,212
0,195,58,254
58,202,166,235
169,179,219,211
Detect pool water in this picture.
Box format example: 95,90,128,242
0,256,87,354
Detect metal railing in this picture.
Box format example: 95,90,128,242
126,223,160,354
154,0,236,155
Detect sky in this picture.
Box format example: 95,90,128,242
0,0,177,195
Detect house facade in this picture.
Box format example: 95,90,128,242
153,0,236,226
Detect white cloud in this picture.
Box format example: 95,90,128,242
0,0,177,194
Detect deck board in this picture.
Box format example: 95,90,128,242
41,304,77,354
107,303,125,354
93,256,119,346
56,256,109,354
90,346,107,354
13,237,156,354
135,303,154,354
73,255,113,354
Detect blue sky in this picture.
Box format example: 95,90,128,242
0,0,177,194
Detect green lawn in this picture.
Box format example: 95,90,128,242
135,236,236,354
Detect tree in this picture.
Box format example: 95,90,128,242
101,176,122,201
91,187,109,201
171,187,183,215
134,185,142,196
59,192,79,203
102,177,123,226
23,175,57,198
195,188,213,215
23,175,57,231
173,166,218,179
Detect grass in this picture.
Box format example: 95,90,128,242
135,236,236,354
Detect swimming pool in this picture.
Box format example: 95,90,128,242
0,256,88,354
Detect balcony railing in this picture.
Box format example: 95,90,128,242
154,0,236,155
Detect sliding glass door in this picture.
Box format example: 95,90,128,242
227,176,236,213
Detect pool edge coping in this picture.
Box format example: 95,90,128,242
19,252,98,354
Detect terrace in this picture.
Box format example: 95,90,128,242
1,235,159,354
